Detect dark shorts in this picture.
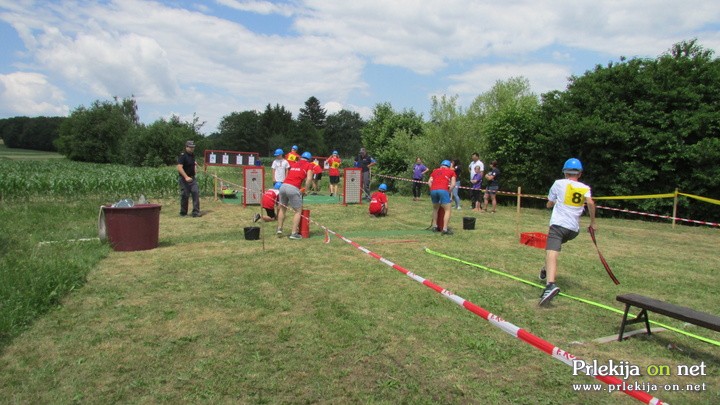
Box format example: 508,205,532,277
264,208,276,219
329,175,340,184
485,185,499,195
314,173,323,180
546,224,579,252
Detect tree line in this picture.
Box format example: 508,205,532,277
1,40,717,222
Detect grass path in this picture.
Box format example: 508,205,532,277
1,195,718,404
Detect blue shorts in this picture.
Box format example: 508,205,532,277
430,189,451,205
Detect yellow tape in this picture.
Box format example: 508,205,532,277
679,193,720,206
593,193,675,200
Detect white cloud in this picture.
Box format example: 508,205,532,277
0,72,68,116
215,0,296,17
447,63,572,101
1,0,719,132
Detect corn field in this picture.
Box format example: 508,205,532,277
0,160,213,200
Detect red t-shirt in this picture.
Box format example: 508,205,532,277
284,159,312,188
286,151,300,162
430,167,456,191
261,189,279,209
326,156,341,176
369,191,388,214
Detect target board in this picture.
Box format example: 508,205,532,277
343,168,362,205
204,149,260,167
243,166,265,206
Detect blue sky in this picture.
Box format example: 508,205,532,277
1,0,719,134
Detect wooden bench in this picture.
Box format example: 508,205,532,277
616,293,720,341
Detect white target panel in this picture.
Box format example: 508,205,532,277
343,168,362,205
243,166,265,206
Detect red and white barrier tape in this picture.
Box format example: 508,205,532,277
376,174,719,227
213,175,664,404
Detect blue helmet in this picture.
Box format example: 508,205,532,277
301,151,312,160
441,160,451,167
292,145,298,151
332,150,339,155
378,183,387,191
563,158,583,173
273,182,282,189
274,148,283,156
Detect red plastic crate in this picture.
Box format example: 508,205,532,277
520,232,547,249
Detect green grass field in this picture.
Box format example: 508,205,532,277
0,148,718,404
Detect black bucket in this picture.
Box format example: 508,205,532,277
463,217,476,230
244,226,260,240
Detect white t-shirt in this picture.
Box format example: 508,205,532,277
469,160,484,181
271,159,290,182
548,178,592,232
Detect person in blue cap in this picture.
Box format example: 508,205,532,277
369,183,389,216
428,160,456,235
286,145,300,162
539,158,597,306
326,150,342,197
254,182,282,223
271,148,289,183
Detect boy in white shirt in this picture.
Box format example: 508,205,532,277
271,148,290,183
539,158,597,306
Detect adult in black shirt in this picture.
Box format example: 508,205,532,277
354,147,376,200
177,140,200,217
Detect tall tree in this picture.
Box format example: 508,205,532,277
537,39,720,221
324,109,365,156
56,98,138,163
297,96,326,129
362,103,424,178
260,104,294,155
216,111,262,153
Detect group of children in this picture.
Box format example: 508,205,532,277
255,152,596,306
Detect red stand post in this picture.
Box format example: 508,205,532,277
300,209,311,238
436,206,445,230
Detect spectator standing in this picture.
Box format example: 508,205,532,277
538,158,597,305
451,159,462,209
482,160,501,213
470,165,483,211
271,148,289,183
411,157,429,201
177,140,200,217
469,153,484,186
355,147,376,200
428,160,456,235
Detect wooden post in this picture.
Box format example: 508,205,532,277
213,173,218,201
516,186,522,239
672,188,679,229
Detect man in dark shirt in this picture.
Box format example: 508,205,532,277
177,140,200,217
354,147,376,200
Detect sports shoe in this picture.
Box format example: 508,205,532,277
441,229,454,235
288,233,302,240
430,226,438,232
539,284,560,306
539,266,546,280
276,229,283,235
253,213,261,223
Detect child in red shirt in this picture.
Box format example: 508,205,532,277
254,182,281,222
326,151,342,197
369,183,389,216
